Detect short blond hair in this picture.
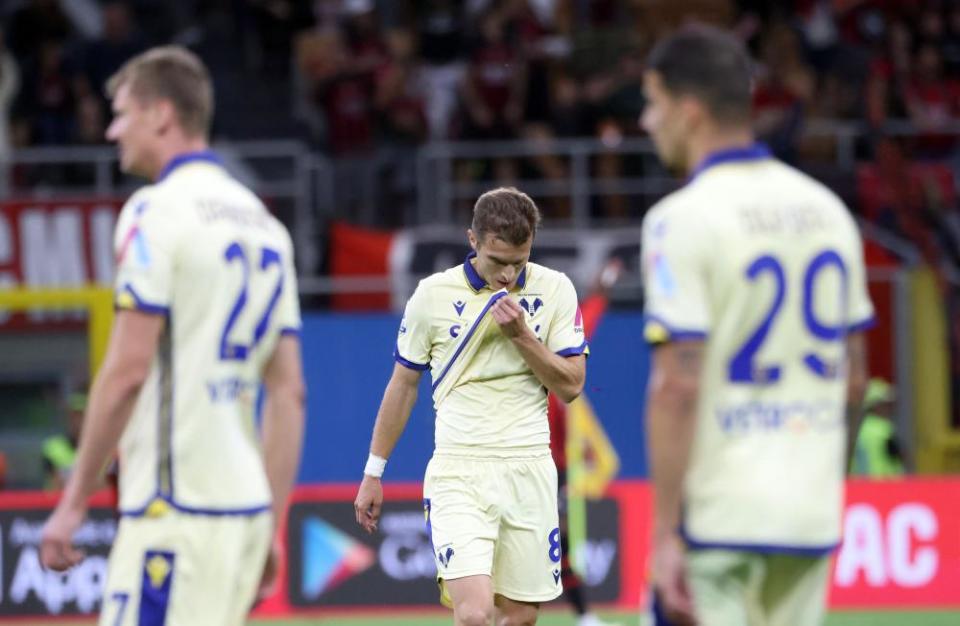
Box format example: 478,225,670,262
107,46,213,138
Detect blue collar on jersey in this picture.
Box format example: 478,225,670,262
157,150,225,182
688,143,772,182
464,251,528,292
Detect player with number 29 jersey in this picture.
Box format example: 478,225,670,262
642,146,874,551
113,152,300,516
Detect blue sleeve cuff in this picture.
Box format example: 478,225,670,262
556,340,589,357
644,314,708,345
115,284,170,316
280,327,301,338
848,316,877,333
394,349,430,371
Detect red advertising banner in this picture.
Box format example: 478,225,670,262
0,199,122,289
0,479,957,621
830,478,960,609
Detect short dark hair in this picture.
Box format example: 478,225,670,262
107,46,213,138
472,187,541,246
646,24,752,125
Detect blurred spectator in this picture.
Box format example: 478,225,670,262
312,32,374,154
944,3,960,78
915,4,945,48
43,392,85,491
416,0,468,139
79,1,146,102
902,43,960,158
373,27,428,226
459,11,526,143
300,4,391,224
753,23,814,163
851,378,905,478
74,94,106,146
244,0,315,74
14,39,81,145
4,0,73,62
375,29,427,145
0,31,19,193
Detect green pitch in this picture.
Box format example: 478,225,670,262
242,610,957,626
31,610,960,626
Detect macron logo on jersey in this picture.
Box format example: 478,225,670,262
574,306,584,333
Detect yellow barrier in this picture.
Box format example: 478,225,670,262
909,268,960,473
0,287,114,379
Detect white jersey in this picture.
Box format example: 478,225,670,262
642,145,874,552
112,152,301,516
395,255,588,454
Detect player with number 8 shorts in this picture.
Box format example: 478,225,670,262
41,46,305,626
354,187,589,626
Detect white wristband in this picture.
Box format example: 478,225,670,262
364,453,387,478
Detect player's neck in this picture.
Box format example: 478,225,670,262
686,128,756,177
149,136,211,181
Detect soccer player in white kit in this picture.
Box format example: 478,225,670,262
639,26,873,626
354,187,588,626
40,47,306,626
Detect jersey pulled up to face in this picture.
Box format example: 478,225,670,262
396,253,588,454
113,152,301,516
642,145,874,552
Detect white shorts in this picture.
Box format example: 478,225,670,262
423,450,562,603
99,509,272,626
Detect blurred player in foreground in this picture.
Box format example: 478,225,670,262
548,259,622,626
40,46,305,626
640,25,873,626
355,187,588,626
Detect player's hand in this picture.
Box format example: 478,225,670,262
652,531,698,625
256,537,283,600
40,503,87,571
354,475,383,534
491,296,529,340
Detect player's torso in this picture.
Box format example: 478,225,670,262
120,164,290,513
683,161,861,432
670,160,865,546
425,263,562,450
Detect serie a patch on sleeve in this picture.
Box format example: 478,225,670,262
644,319,671,344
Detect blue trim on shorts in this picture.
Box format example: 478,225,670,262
139,550,175,626
682,529,839,556
118,495,271,518
423,498,435,550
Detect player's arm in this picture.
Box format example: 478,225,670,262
646,340,703,539
844,332,870,470
261,335,306,528
41,310,163,571
645,338,703,624
492,297,586,402
354,363,422,533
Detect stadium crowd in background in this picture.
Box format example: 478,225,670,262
1,0,959,444
2,1,959,177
